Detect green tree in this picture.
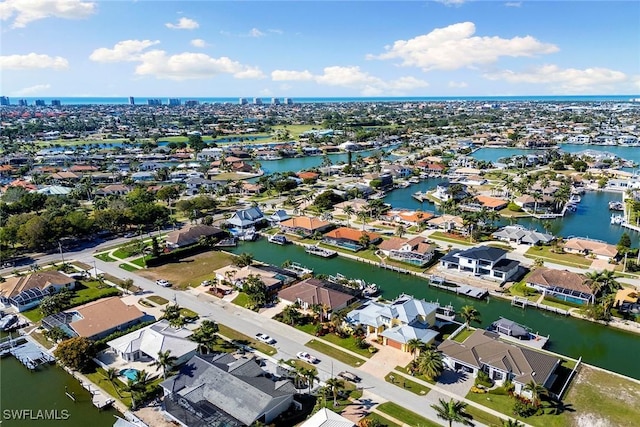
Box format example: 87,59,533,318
188,134,207,152
234,252,254,267
105,367,123,398
325,377,345,407
417,346,444,381
40,288,73,316
54,337,96,372
523,380,547,407
617,232,632,253
281,304,302,326
460,305,481,330
191,320,219,354
243,274,268,309
430,398,474,427
151,350,178,379
406,338,426,361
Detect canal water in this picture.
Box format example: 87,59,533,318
231,238,640,379
0,356,120,426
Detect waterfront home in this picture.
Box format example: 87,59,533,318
184,177,219,195
0,271,76,312
415,161,445,174
277,278,358,313
42,296,146,340
279,216,332,237
105,319,197,366
383,164,413,178
301,408,355,427
165,224,227,249
439,330,561,397
378,236,435,267
297,171,320,182
322,227,382,251
526,268,595,305
563,237,618,260
470,195,508,211
269,209,291,226
131,171,155,182
226,206,266,230
345,294,439,351
439,246,520,283
381,209,434,227
492,225,555,246
160,353,297,426
333,199,369,216
427,214,465,233
433,182,468,201
214,265,291,292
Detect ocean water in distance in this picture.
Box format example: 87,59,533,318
4,95,640,105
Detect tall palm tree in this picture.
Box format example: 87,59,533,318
356,209,369,231
105,367,122,398
304,368,318,394
191,320,219,354
430,398,474,427
460,305,481,330
343,205,355,227
523,380,547,407
325,377,345,407
503,419,525,427
417,347,444,381
406,338,425,361
152,350,178,379
123,379,139,409
395,224,406,238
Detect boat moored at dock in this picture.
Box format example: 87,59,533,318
305,244,337,258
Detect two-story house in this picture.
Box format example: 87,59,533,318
440,246,520,283
378,236,436,267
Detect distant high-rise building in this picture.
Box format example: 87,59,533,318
51,99,61,106
129,96,135,105
253,97,262,105
34,99,45,106
239,98,248,105
168,98,181,106
147,98,162,106
271,98,280,105
18,99,28,106
185,100,199,107
284,98,293,105
0,96,9,106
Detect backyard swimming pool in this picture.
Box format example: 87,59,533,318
119,368,139,381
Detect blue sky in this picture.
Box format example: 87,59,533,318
1,0,639,97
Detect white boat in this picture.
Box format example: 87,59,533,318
569,195,581,204
268,234,290,245
409,177,420,184
611,214,625,225
0,315,18,331
609,201,624,211
435,304,456,322
305,244,337,258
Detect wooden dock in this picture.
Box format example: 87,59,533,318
427,276,488,299
511,296,569,316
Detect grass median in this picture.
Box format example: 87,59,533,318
376,402,440,427
305,339,365,367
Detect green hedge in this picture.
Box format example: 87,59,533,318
145,244,210,267
95,320,156,350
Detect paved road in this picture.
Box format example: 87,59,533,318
79,255,492,427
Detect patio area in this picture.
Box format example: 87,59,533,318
95,348,158,376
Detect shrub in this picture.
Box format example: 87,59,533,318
513,399,536,418
470,385,487,394
508,202,523,212
475,370,494,388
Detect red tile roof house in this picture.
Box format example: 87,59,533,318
378,236,436,267
322,227,382,252
279,216,333,237
526,267,595,305
382,210,434,227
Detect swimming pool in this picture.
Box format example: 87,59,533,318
119,368,139,381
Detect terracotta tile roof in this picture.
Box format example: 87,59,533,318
475,195,508,209
564,238,618,258
297,171,319,180
378,237,407,251
323,227,381,242
526,268,592,295
69,297,145,338
280,216,330,232
0,271,75,299
69,165,98,172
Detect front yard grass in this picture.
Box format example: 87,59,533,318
94,253,117,262
305,339,365,367
385,372,430,395
147,295,169,305
130,257,147,268
466,392,567,427
137,250,236,289
70,280,121,306
85,366,131,407
294,323,373,358
217,323,277,356
524,246,591,268
452,328,474,343
376,402,440,427
430,231,474,246
231,292,250,308
119,263,139,272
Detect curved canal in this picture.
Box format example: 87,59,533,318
231,238,640,379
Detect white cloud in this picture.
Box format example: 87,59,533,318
272,66,428,95
12,83,51,96
448,81,468,88
190,39,207,48
89,40,160,62
134,51,265,80
268,29,283,35
271,70,314,81
0,0,96,28
248,28,265,38
165,17,199,30
505,2,522,7
0,53,69,70
435,0,466,6
368,22,559,71
484,65,627,93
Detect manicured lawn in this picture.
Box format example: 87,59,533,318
316,381,363,412
85,366,132,407
22,308,44,323
217,323,277,356
385,372,430,395
452,328,474,343
137,250,236,289
430,231,474,246
541,297,578,312
71,261,92,270
70,280,121,305
119,263,139,272
362,413,401,427
102,273,124,286
395,365,436,385
231,292,250,308
147,295,169,305
130,257,147,268
113,248,136,259
524,246,591,268
508,280,540,301
294,323,373,359
179,308,199,318
29,330,55,350
286,358,317,372
95,253,117,262
376,402,440,427
305,339,365,367
463,402,507,427
466,391,567,427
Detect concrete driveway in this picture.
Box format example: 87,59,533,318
434,368,474,397
358,340,412,378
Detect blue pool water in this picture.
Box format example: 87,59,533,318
119,368,139,381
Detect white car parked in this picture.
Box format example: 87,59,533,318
296,351,319,364
156,279,171,287
255,333,276,344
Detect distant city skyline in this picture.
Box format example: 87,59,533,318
1,1,639,97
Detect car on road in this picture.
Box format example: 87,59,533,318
255,333,276,344
123,232,138,238
338,371,361,383
156,279,171,287
296,351,319,364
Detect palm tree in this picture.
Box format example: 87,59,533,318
152,350,178,379
406,338,425,361
460,305,481,330
523,380,547,407
105,367,122,398
417,347,444,381
325,377,345,407
503,419,525,427
234,252,254,267
356,209,369,231
343,205,355,227
303,368,318,394
191,320,219,354
430,398,474,427
395,224,406,238
161,303,181,321
123,379,139,409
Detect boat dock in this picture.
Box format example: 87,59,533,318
488,317,550,349
428,276,488,299
8,339,55,370
511,296,569,316
305,244,337,258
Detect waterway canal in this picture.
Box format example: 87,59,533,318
231,238,640,379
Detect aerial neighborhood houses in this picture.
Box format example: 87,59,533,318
440,246,521,283
0,271,77,312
